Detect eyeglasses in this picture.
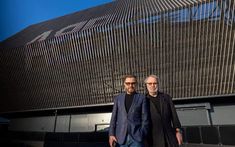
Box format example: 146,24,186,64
146,83,158,86
125,82,136,85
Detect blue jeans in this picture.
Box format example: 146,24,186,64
117,135,144,147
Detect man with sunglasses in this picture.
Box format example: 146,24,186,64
109,74,149,147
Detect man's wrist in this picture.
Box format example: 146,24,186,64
176,128,182,134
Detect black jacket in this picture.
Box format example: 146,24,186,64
146,91,181,147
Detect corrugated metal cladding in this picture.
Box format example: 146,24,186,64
0,0,235,113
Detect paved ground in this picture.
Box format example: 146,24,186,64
181,143,235,147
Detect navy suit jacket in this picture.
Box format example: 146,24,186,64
109,92,149,144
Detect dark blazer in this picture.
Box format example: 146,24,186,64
146,91,181,147
109,92,149,144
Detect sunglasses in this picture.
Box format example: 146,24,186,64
125,82,136,85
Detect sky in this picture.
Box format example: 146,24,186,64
0,0,113,42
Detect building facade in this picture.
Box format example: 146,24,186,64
0,0,235,146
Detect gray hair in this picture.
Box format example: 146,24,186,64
144,74,160,85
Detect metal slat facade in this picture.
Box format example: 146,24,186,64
0,0,234,113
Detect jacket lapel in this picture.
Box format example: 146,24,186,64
159,93,164,116
121,93,128,115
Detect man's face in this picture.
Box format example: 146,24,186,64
146,77,158,94
124,77,137,94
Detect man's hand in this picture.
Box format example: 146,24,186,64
176,131,183,145
109,135,117,147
